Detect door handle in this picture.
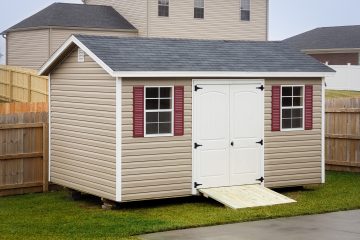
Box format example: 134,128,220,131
231,141,234,146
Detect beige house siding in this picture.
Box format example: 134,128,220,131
50,48,117,200
7,29,50,70
122,78,192,202
85,0,267,40
264,78,323,188
49,28,138,54
84,0,148,36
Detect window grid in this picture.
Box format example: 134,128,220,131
145,87,173,136
240,0,250,21
194,0,204,19
158,0,169,17
281,86,304,131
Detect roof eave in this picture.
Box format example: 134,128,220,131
302,48,360,54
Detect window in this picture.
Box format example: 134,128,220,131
158,0,169,17
281,86,304,130
145,87,173,136
240,0,250,21
194,0,204,19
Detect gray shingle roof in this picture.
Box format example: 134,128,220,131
74,35,334,73
284,25,360,50
2,3,136,34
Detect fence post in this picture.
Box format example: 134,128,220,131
42,123,49,192
27,75,32,102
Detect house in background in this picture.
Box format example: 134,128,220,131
2,0,269,71
285,25,360,91
1,3,138,70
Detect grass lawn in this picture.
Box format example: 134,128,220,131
1,171,360,240
326,90,360,98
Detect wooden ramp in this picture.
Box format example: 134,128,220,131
199,185,296,209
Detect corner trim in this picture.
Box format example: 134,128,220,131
115,77,122,202
48,73,51,181
321,77,326,183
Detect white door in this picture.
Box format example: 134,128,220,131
193,81,264,190
194,84,230,188
229,84,264,185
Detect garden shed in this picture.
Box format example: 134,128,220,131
39,35,334,206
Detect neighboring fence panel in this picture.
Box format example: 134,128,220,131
326,65,360,91
0,65,48,103
0,105,49,197
326,98,360,172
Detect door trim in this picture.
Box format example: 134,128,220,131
192,79,265,195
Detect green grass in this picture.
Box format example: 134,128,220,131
1,171,360,240
326,90,360,98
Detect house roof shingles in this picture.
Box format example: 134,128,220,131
2,3,136,34
284,25,360,50
74,35,334,73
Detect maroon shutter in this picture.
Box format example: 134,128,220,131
133,86,144,137
174,86,184,136
272,86,281,131
304,85,313,130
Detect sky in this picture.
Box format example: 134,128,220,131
1,0,360,64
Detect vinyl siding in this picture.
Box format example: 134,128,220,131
50,48,117,201
85,0,267,40
147,0,267,40
264,79,323,188
84,0,148,36
50,28,138,55
7,29,50,70
122,78,192,202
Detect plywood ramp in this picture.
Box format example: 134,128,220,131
199,185,296,209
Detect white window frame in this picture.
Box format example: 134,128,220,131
144,86,174,137
240,0,251,21
280,85,305,132
158,0,170,17
194,0,205,19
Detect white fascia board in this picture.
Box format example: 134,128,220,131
113,71,335,78
303,48,360,54
38,35,115,77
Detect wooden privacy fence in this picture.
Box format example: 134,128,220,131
0,65,48,103
326,98,360,172
0,103,49,197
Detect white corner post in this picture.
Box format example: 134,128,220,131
48,73,51,181
115,77,122,202
321,77,326,183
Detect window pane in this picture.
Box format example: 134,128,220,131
146,112,158,123
282,109,291,118
159,0,169,5
194,8,204,19
241,10,250,21
241,0,250,10
158,5,169,17
292,109,303,118
160,99,171,109
282,87,292,96
146,123,158,135
282,119,291,129
159,112,171,122
293,97,302,106
292,118,302,129
293,87,302,96
195,0,204,8
146,88,158,98
146,99,158,110
160,87,171,98
159,123,171,134
282,97,292,107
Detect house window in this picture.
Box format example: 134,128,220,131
194,0,204,19
281,86,304,130
145,87,173,136
158,0,169,17
240,0,250,21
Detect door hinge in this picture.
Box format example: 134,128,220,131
194,142,203,149
194,85,203,92
256,139,264,146
256,85,264,91
256,177,265,183
194,182,203,188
